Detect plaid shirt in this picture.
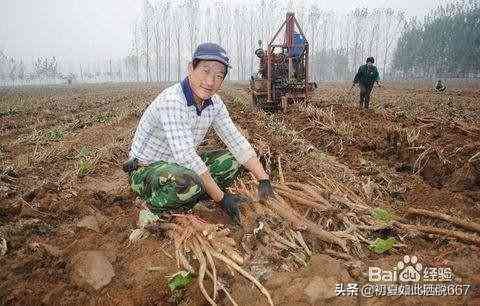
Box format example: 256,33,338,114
129,78,256,175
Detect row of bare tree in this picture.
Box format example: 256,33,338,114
3,0,477,86
0,53,74,86
124,0,407,82
0,50,25,86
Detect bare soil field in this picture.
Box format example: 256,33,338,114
1,80,480,305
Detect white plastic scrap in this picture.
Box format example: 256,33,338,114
254,221,264,235
129,208,160,244
137,209,160,228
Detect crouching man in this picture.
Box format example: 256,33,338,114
124,42,274,225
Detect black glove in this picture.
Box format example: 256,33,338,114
122,158,139,174
258,179,274,203
220,193,249,225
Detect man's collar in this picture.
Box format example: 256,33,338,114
181,78,213,116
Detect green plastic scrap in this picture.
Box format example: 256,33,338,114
168,271,193,291
368,237,397,254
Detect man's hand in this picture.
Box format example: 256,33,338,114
376,82,382,87
219,193,250,225
258,179,274,203
122,158,139,174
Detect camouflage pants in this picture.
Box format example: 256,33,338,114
129,150,241,213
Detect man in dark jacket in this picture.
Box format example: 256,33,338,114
435,80,447,92
353,57,381,109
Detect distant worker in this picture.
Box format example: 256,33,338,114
66,74,74,85
123,42,274,225
352,57,381,109
435,80,447,92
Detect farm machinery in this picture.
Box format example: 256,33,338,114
250,12,316,111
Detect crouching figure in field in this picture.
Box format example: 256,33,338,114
123,42,274,225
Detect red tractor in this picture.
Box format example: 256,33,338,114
250,12,316,111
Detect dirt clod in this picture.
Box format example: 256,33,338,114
70,250,115,291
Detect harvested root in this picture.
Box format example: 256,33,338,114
284,182,333,209
394,222,480,245
205,270,238,306
149,214,272,306
407,208,480,233
128,228,149,243
144,172,480,306
210,239,244,266
264,225,299,250
190,237,215,306
267,197,307,229
270,196,349,251
325,249,354,261
196,234,218,300
292,230,312,256
241,178,371,254
275,188,333,212
210,249,274,306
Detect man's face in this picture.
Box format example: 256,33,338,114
367,62,373,67
188,60,225,101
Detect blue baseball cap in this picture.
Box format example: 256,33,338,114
192,43,231,68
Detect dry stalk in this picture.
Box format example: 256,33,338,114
277,154,285,183
405,128,420,146
292,230,312,256
414,145,432,173
469,151,480,163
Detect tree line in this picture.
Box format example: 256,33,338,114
0,52,78,86
393,0,480,78
126,0,407,82
2,0,479,86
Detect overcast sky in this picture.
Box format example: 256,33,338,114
1,0,452,63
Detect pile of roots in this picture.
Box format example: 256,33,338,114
142,173,480,305
147,213,273,306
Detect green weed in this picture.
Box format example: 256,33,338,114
46,129,64,141
77,159,92,177
95,114,113,123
